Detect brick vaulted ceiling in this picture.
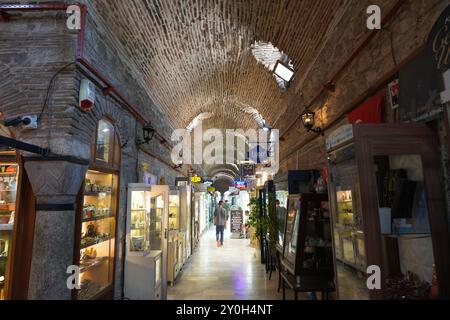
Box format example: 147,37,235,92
90,0,346,131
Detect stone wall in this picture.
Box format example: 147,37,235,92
0,5,189,299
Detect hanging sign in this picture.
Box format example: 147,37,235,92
325,124,354,151
248,145,269,164
191,175,202,183
234,181,248,190
207,187,216,193
241,163,256,177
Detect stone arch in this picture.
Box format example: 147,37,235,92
89,89,133,148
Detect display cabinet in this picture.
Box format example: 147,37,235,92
326,123,450,299
282,194,334,282
74,118,121,300
0,162,18,300
167,189,180,285
124,183,165,300
77,170,118,300
176,181,191,267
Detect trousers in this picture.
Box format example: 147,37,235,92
216,225,224,245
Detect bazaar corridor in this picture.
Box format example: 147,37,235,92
0,0,450,305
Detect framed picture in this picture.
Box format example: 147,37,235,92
388,79,400,109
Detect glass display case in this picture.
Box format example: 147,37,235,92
283,194,300,270
124,184,166,300
127,185,151,254
276,190,289,251
167,189,180,284
282,194,333,276
169,192,180,232
77,170,117,300
0,163,18,300
327,124,450,299
150,195,164,251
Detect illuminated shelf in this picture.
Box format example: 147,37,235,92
84,191,112,197
80,256,109,273
82,214,114,223
0,224,13,231
80,236,113,250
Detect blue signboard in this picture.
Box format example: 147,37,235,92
248,145,269,164
234,181,248,190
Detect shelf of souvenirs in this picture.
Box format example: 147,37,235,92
79,255,109,274
0,172,17,176
80,234,113,250
82,206,113,223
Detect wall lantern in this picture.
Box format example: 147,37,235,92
273,60,295,83
137,123,156,146
301,110,323,135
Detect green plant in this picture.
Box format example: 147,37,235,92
247,195,278,252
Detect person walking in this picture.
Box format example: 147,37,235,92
214,201,228,247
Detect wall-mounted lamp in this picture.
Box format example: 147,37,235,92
136,123,156,146
301,110,323,135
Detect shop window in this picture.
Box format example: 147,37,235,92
95,119,114,164
75,118,121,300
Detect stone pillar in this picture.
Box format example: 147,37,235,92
24,160,88,300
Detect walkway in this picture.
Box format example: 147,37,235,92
168,228,294,300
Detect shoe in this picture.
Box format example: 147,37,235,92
216,241,220,247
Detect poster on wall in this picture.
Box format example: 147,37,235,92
399,5,450,122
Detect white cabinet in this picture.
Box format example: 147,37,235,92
124,184,168,300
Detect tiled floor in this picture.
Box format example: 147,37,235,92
168,228,300,300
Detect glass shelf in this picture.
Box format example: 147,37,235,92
82,215,114,224
80,235,113,250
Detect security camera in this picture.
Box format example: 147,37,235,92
22,115,38,129
3,115,38,129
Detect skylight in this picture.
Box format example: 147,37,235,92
250,41,294,91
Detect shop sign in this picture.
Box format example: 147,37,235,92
248,145,269,164
241,163,256,177
325,124,354,151
207,187,216,193
399,6,450,122
204,179,213,186
191,175,202,183
234,180,248,190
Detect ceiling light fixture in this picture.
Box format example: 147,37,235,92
273,60,295,83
